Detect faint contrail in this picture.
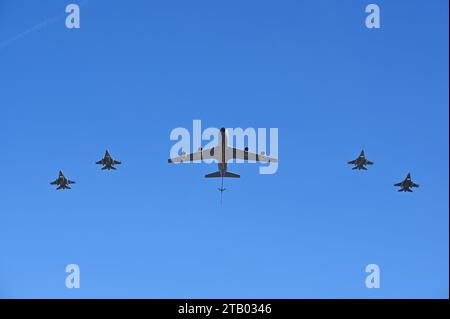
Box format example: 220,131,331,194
0,0,89,50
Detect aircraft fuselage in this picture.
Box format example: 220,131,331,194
218,128,229,175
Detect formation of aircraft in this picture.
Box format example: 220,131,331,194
50,150,121,190
347,150,421,194
346,151,420,192
394,173,420,192
348,150,374,170
48,132,420,198
165,128,420,203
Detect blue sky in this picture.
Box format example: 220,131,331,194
0,0,448,298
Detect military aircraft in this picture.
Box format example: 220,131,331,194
96,150,121,170
394,173,419,192
50,171,75,190
168,127,277,201
168,127,277,178
348,150,374,170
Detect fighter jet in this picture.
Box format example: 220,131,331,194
348,150,374,170
168,127,277,179
96,150,121,170
394,173,419,192
50,171,75,190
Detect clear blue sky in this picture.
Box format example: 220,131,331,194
0,0,448,298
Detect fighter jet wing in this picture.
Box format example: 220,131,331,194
68,180,76,184
366,160,374,165
96,160,104,165
168,147,216,163
394,182,403,187
50,179,60,185
411,182,419,188
347,159,357,164
113,160,122,165
229,147,278,162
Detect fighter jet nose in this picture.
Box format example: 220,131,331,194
220,127,226,133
